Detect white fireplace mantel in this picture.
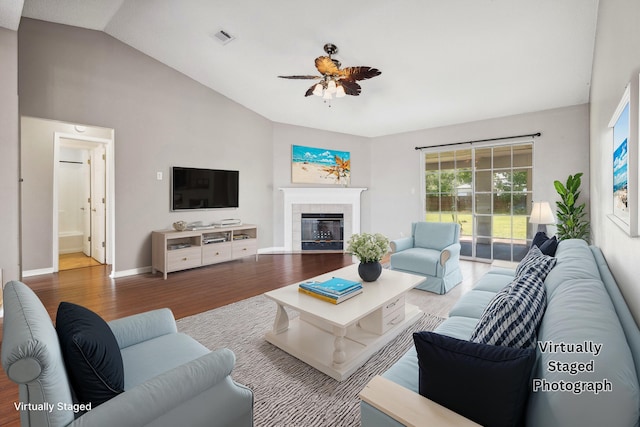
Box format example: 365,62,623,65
280,187,367,251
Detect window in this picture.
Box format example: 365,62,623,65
424,143,533,261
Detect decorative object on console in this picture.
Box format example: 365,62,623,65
346,232,389,282
553,172,589,241
172,220,187,231
528,201,555,233
291,144,350,185
278,43,381,102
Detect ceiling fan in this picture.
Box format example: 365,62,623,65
278,43,381,100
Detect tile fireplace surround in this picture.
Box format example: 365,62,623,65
280,187,366,252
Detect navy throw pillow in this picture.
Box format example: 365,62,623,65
530,231,548,249
538,236,558,256
530,231,558,256
56,302,124,407
413,332,536,427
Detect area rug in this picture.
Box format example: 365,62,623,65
177,291,445,427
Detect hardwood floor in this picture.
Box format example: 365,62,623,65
58,252,102,270
0,253,353,427
0,253,488,427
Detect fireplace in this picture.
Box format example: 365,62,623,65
301,213,344,251
280,187,366,252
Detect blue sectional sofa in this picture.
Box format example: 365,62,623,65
361,239,640,427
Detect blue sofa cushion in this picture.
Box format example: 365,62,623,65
413,332,536,427
56,302,125,407
469,273,546,349
515,245,557,280
390,247,439,276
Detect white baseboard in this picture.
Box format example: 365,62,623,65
23,267,55,277
258,247,285,254
111,266,152,278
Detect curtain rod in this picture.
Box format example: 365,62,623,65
414,132,541,151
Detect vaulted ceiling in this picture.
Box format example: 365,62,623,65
1,0,599,137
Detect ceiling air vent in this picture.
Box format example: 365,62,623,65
212,29,235,45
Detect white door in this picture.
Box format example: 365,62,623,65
91,146,106,263
82,150,91,256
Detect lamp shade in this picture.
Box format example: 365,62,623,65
529,201,555,225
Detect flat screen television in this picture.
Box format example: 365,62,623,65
171,167,239,210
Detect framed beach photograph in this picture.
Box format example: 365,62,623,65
291,144,351,185
608,81,638,236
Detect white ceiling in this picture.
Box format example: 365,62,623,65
4,0,599,137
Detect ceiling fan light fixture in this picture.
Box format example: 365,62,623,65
278,43,381,102
327,79,337,94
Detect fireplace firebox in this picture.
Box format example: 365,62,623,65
301,213,344,251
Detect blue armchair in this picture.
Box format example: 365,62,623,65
1,281,254,427
389,222,463,294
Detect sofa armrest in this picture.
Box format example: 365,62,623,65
70,348,248,427
439,243,461,266
108,308,178,349
360,376,480,427
390,237,414,253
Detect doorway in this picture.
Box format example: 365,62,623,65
53,131,114,273
57,140,106,270
423,142,534,262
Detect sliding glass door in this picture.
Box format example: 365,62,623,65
424,143,533,261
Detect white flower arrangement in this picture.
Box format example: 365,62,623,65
346,233,390,263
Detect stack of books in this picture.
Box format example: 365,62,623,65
298,277,363,304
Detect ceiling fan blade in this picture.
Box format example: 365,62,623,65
339,80,361,96
304,84,317,97
315,56,340,75
341,66,382,81
278,75,321,79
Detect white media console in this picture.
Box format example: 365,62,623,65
151,224,257,279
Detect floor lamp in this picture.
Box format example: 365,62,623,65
529,201,555,234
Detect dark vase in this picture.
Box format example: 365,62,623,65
358,261,382,282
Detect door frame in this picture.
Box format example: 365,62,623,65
53,132,115,274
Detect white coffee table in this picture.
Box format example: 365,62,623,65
264,264,425,381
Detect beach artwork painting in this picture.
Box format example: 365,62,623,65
613,101,630,223
291,144,351,185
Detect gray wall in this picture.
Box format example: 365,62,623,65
0,27,20,283
590,0,640,322
369,104,590,241
18,18,274,274
271,123,371,248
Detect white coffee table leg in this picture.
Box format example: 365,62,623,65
332,326,347,366
272,303,289,334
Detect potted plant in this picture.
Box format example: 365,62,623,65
553,172,589,242
346,233,390,282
